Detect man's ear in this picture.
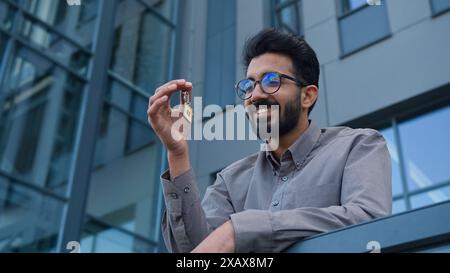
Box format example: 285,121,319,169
301,85,318,110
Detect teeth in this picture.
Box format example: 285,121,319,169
257,108,268,114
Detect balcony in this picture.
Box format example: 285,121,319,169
286,200,450,252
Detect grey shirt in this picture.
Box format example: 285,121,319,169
160,121,392,253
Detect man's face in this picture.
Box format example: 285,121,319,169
245,53,303,137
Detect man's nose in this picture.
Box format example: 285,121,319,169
250,82,269,103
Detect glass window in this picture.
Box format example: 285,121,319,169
338,0,390,56
18,18,92,77
410,185,450,210
0,178,64,252
0,1,15,31
109,0,174,90
93,105,128,168
430,0,450,15
392,198,407,214
81,219,156,253
0,33,8,64
21,0,67,27
17,0,99,48
342,0,368,14
1,0,176,253
204,0,236,107
46,75,84,195
379,127,404,197
78,0,98,26
94,78,156,167
0,46,84,196
398,106,450,191
349,0,368,10
87,142,162,241
133,11,172,93
86,0,176,247
140,0,177,23
126,94,155,153
273,0,303,35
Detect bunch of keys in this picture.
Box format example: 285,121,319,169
182,90,193,123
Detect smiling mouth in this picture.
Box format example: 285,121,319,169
257,107,269,115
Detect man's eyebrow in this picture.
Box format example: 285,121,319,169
246,71,275,81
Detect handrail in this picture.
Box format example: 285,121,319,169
286,200,450,252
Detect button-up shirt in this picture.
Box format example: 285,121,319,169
161,121,392,252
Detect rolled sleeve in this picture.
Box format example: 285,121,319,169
230,210,273,253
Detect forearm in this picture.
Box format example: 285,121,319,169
230,202,386,253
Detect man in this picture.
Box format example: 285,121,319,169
147,28,392,253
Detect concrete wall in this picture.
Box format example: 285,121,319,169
304,0,450,125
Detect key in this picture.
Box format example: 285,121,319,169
182,90,193,123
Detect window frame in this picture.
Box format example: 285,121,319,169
271,0,304,37
343,84,450,215
337,0,391,58
430,0,450,17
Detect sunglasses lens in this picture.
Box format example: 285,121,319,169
236,79,253,99
261,72,281,93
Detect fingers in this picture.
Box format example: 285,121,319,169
156,79,186,94
148,95,169,118
149,79,193,106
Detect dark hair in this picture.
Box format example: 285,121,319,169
242,28,320,115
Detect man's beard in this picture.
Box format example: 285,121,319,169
278,94,302,136
247,92,301,139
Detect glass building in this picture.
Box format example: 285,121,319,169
0,0,449,253
0,0,176,252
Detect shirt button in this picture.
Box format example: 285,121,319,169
170,193,178,199
281,176,288,182
272,200,279,207
183,186,190,193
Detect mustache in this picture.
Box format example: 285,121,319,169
252,100,279,109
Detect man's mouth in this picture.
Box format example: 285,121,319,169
257,107,270,115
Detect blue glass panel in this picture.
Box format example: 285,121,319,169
431,0,450,15
0,178,64,252
410,185,450,209
339,3,390,55
392,198,406,214
398,106,450,191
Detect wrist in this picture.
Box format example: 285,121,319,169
167,148,188,159
167,150,190,180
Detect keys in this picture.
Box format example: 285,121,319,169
182,90,193,123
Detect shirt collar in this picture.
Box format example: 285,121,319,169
265,120,321,169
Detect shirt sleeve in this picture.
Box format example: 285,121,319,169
161,168,235,252
229,130,392,252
